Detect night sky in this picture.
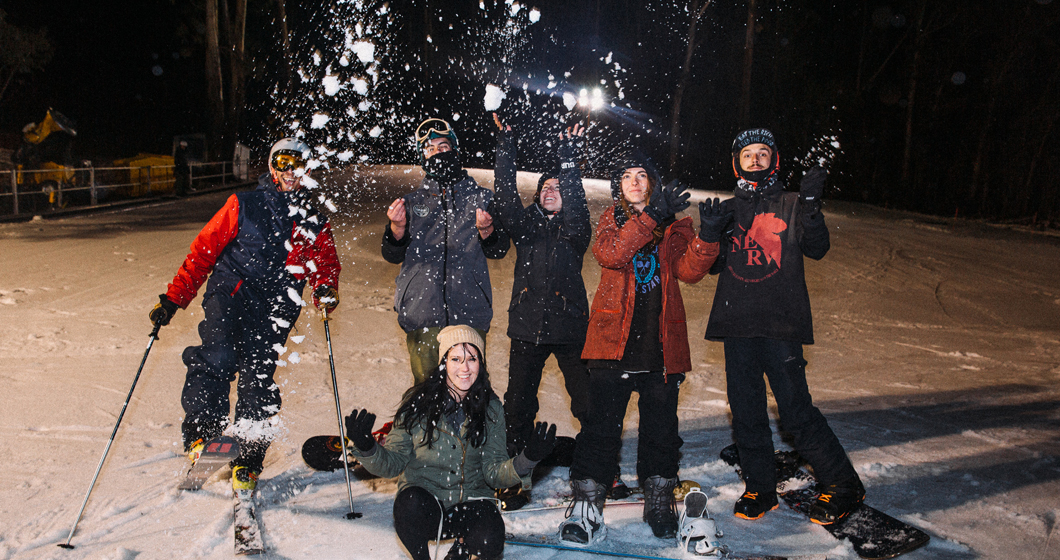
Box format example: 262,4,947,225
2,0,1058,222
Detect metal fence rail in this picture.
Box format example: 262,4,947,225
0,161,243,217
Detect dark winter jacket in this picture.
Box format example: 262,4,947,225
351,397,530,509
582,206,719,376
381,171,509,333
165,173,341,317
492,132,591,345
705,177,829,343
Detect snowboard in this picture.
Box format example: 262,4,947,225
505,532,820,560
301,435,358,472
720,444,930,560
178,436,240,491
503,480,701,514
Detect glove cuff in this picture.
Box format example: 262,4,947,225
642,205,665,224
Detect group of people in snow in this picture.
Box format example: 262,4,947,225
148,115,864,559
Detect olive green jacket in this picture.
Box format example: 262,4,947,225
352,397,530,509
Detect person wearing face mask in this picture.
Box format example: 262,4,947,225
702,128,863,525
489,115,591,509
558,150,720,547
382,118,510,385
344,325,556,560
148,137,341,492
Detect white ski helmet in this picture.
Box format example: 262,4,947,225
269,137,311,163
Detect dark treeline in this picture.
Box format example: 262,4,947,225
523,0,1060,225
3,0,1057,225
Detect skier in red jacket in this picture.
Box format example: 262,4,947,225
149,138,341,490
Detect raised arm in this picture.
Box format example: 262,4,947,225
557,124,592,255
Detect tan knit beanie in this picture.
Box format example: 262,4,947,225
436,325,485,363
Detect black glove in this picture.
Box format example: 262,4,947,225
149,295,179,327
644,180,691,223
313,285,340,312
558,134,584,171
799,166,827,216
522,422,557,462
344,409,378,452
698,197,733,243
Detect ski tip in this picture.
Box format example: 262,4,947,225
345,511,363,520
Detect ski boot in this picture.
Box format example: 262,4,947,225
232,466,260,492
559,478,607,546
679,488,724,557
643,475,679,539
809,477,865,525
185,438,205,463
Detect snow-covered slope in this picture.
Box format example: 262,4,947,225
1,165,1057,559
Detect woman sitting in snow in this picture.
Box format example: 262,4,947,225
344,325,556,560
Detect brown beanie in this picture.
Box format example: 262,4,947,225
436,325,485,363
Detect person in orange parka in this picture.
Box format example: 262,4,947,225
148,137,341,490
559,151,722,547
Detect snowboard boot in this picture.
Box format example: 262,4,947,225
643,475,679,539
232,466,260,492
609,476,635,499
559,478,607,546
443,540,470,560
733,489,778,520
679,488,724,557
496,485,530,511
809,477,865,525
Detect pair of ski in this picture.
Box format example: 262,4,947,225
177,436,264,556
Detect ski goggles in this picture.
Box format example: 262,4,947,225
271,151,305,172
415,118,454,144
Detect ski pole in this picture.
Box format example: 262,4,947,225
59,321,162,549
322,308,362,520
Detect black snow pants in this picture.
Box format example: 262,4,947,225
393,486,505,560
723,337,859,492
502,339,590,457
569,369,683,487
181,283,299,470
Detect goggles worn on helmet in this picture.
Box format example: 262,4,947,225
415,118,453,144
271,151,305,172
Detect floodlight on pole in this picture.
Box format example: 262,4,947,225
591,88,605,111
578,88,590,108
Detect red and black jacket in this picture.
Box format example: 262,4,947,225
165,174,340,311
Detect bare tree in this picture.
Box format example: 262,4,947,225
205,0,225,159
737,0,757,127
0,10,53,107
666,0,714,173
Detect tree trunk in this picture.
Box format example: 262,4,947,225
275,0,293,103
738,0,756,127
225,0,247,157
667,0,713,174
205,0,225,160
899,0,926,204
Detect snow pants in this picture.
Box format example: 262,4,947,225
181,284,299,470
569,369,683,488
502,339,590,457
393,486,505,560
723,337,859,492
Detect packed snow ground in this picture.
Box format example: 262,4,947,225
1,165,1059,560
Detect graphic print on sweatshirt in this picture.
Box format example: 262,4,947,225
728,213,788,283
633,245,661,293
